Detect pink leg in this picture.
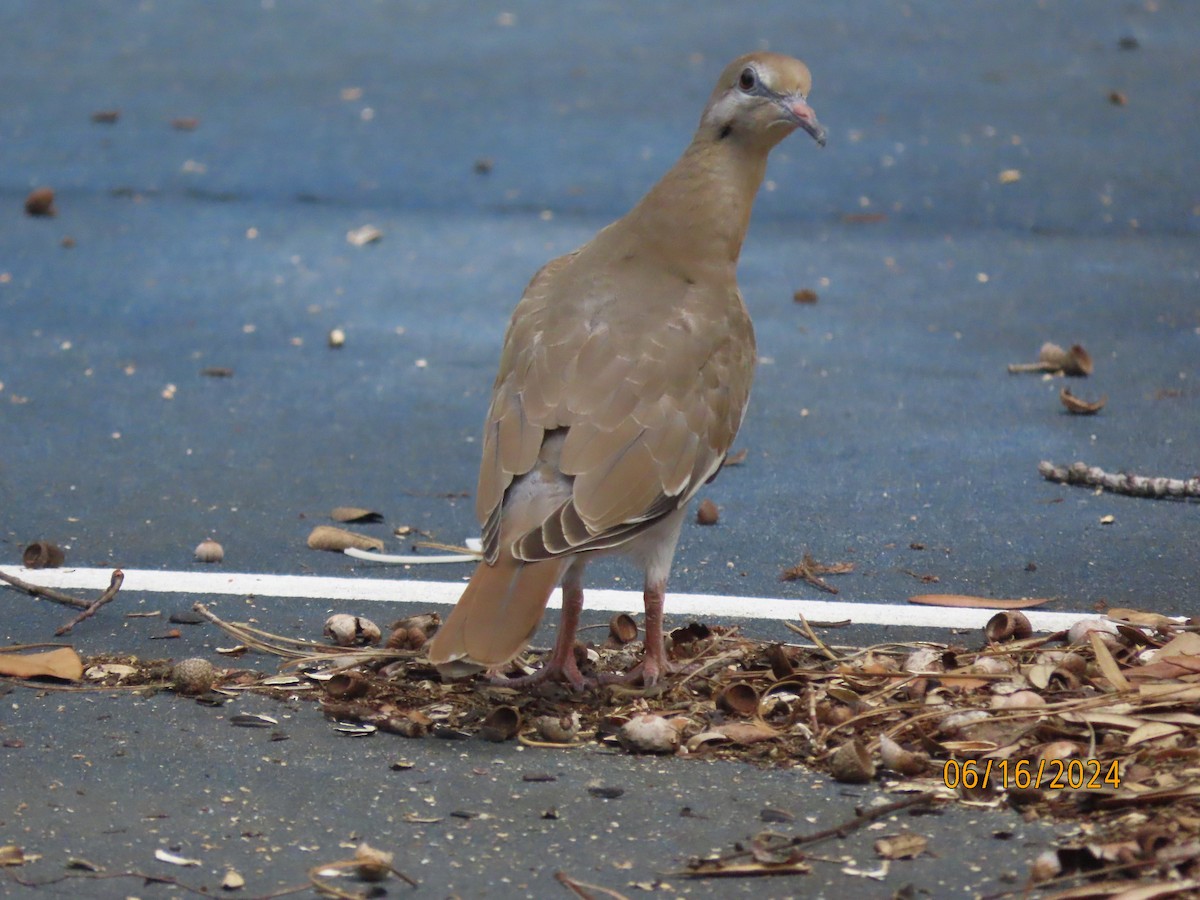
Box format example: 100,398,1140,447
600,581,674,687
490,582,587,690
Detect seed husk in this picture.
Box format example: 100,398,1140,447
22,540,65,569
479,705,521,742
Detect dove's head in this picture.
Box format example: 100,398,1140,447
702,52,826,150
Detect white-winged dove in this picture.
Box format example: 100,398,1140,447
428,52,826,688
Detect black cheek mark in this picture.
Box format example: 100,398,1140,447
718,124,733,140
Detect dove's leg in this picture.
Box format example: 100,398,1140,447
599,580,676,687
490,563,587,689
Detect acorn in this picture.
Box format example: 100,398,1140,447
24,187,56,217
171,657,216,695
696,498,719,525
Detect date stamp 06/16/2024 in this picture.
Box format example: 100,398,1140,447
942,758,1121,792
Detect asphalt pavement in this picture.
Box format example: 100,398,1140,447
2,1,1197,897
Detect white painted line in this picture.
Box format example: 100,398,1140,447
2,565,1100,632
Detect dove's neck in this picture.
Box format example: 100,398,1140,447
624,135,770,277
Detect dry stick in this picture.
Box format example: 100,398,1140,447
0,569,91,609
55,569,123,636
1039,460,1200,499
785,614,841,662
680,792,937,873
3,868,311,899
554,870,632,900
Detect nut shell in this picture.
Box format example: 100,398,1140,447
985,610,1032,642
193,538,224,563
830,739,876,783
22,540,65,569
618,714,680,754
324,614,382,647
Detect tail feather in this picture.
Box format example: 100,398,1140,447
427,550,564,674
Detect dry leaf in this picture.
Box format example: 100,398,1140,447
1106,608,1182,630
909,594,1050,610
306,525,385,552
0,647,83,681
1151,632,1200,660
1091,632,1131,691
0,846,27,867
1126,722,1183,748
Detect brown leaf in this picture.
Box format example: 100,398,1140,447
0,647,83,681
1152,632,1200,660
1091,632,1131,691
1125,722,1183,748
0,846,28,867
1106,608,1181,630
306,525,385,552
908,594,1050,609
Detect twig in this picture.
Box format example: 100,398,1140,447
676,793,938,875
554,870,631,900
780,552,854,594
782,792,937,847
192,602,344,658
784,614,841,662
3,867,311,898
0,570,91,609
55,570,123,635
1039,460,1200,500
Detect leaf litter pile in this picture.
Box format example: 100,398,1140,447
4,583,1200,899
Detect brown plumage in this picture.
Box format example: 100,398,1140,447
427,52,826,687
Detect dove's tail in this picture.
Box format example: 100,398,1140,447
427,549,565,677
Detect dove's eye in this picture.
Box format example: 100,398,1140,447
738,67,757,92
